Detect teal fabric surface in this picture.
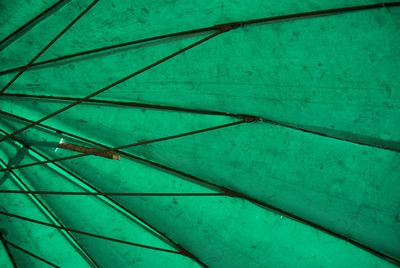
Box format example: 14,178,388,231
0,1,399,267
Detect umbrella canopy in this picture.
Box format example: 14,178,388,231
0,0,399,267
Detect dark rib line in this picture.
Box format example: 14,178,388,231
0,31,222,144
0,119,248,172
5,240,60,268
0,2,398,76
40,161,209,267
224,190,400,266
0,128,208,268
0,190,225,196
0,110,397,265
222,1,400,27
1,2,398,144
0,109,122,151
0,0,68,50
1,94,399,153
0,156,100,267
0,128,209,268
0,0,99,94
0,235,17,268
115,155,400,266
0,93,237,117
0,25,215,76
0,3,396,266
117,146,400,265
260,118,400,153
113,154,400,266
0,211,181,255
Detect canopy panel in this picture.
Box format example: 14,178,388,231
0,0,399,267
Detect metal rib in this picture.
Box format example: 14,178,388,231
0,119,249,172
0,31,223,144
0,128,209,267
0,0,99,94
0,0,69,51
0,156,100,267
0,211,181,255
0,110,397,265
0,190,225,197
0,234,17,268
4,240,60,268
1,2,398,75
0,93,238,117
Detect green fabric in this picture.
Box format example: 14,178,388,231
0,241,13,268
0,0,399,267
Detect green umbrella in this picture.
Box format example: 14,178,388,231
0,0,399,267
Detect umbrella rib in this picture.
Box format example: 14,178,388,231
4,239,60,268
0,119,252,172
0,234,17,268
0,190,226,197
35,164,211,268
0,26,216,76
0,211,183,255
2,2,400,145
96,153,400,266
0,130,210,268
0,0,99,95
0,0,69,51
97,152,400,266
0,111,398,265
1,96,399,152
259,118,400,153
0,156,101,268
0,93,241,118
0,30,224,145
0,2,399,76
1,3,397,267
